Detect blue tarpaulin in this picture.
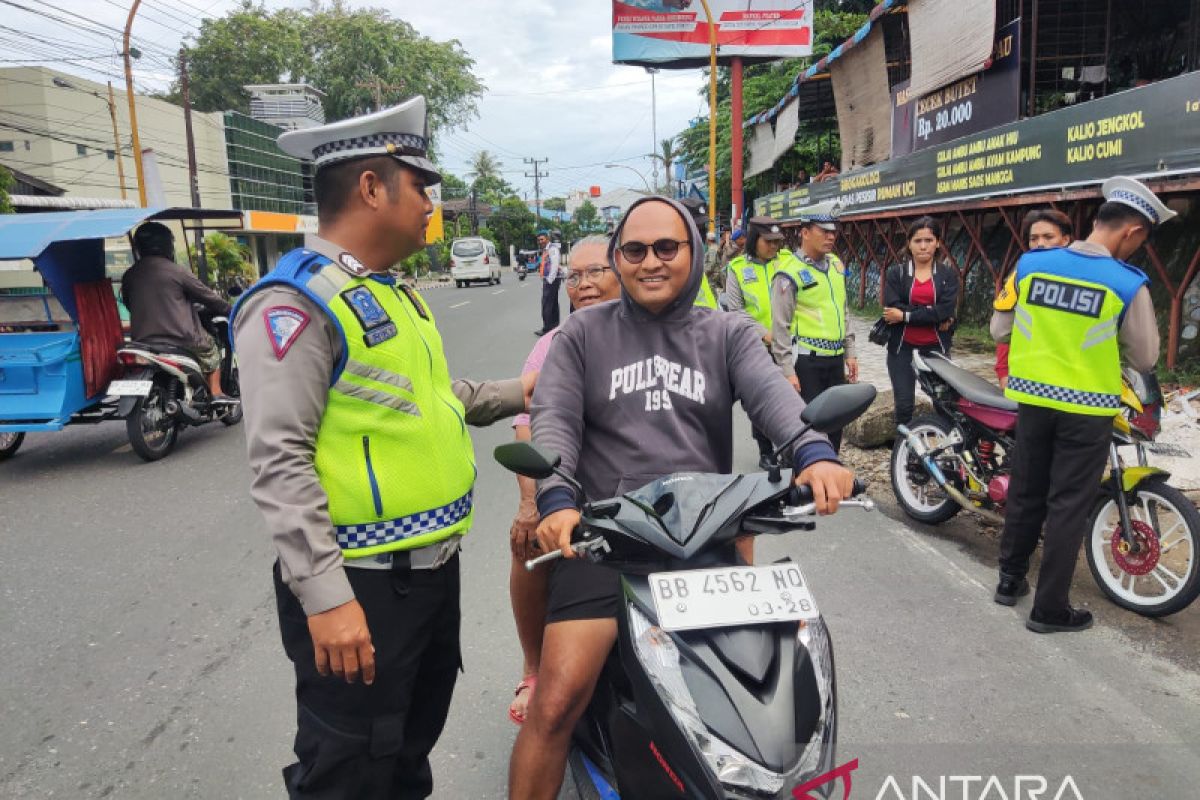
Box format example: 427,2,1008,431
0,207,243,261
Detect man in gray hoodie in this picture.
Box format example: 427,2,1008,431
508,196,855,799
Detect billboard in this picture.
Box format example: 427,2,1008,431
612,1,813,67
753,71,1200,221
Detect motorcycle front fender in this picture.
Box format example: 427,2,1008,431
1102,466,1172,494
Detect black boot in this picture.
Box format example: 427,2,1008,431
993,573,1029,606
1026,606,1093,634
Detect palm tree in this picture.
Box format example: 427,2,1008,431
649,137,683,193
468,150,503,183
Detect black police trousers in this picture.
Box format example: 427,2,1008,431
794,352,847,452
274,555,461,799
541,279,561,332
998,405,1112,614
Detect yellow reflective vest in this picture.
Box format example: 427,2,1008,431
776,252,849,356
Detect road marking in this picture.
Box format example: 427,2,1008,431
450,301,470,309
891,524,989,592
492,290,505,295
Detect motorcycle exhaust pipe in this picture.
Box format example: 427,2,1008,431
897,425,1005,525
166,398,205,426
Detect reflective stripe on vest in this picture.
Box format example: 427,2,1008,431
728,253,779,327
1004,247,1144,416
695,273,718,309
236,251,478,558
778,253,848,355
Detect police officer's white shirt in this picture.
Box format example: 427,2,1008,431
234,235,525,615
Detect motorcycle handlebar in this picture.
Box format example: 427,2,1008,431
788,477,868,507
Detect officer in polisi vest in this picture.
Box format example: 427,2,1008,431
769,203,858,452
991,175,1171,634
724,215,791,467
231,96,532,798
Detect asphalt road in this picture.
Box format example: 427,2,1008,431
2,275,1199,799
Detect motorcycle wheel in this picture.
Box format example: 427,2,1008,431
890,414,961,524
0,432,24,461
126,381,179,462
1086,479,1200,617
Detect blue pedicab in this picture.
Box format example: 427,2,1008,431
0,207,244,461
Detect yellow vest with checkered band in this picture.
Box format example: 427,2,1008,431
728,250,788,328
234,249,476,558
1005,247,1147,416
776,252,848,356
694,273,718,309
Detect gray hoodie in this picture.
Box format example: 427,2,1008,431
532,196,837,515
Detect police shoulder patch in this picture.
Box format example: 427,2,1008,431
263,306,310,360
993,273,1018,311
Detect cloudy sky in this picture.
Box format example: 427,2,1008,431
1,0,708,200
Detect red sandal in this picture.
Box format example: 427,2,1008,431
508,675,538,725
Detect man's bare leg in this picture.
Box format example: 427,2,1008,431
206,369,224,399
509,618,617,800
736,534,754,565
509,554,549,720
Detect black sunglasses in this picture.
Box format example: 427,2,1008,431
617,238,690,264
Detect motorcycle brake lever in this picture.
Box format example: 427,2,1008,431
524,536,610,572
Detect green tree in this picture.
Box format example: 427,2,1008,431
178,1,484,135
203,232,256,288
677,4,869,218
543,197,567,212
485,197,538,258
439,172,470,201
472,175,518,207
649,137,683,193
177,2,306,114
573,200,602,234
0,165,14,214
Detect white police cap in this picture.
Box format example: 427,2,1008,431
1101,176,1176,226
799,200,841,231
277,95,441,186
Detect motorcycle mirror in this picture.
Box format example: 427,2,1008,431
493,442,562,480
801,383,878,433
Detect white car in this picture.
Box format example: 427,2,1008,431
450,237,502,287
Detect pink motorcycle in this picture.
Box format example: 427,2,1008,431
889,351,1199,617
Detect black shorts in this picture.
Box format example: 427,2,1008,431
546,557,620,623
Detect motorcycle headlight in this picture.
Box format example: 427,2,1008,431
628,604,786,795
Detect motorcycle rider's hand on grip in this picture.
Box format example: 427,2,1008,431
790,477,868,505
536,508,583,559
794,461,858,515
307,599,375,685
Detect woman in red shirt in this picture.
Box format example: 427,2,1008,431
994,209,1074,387
882,217,960,425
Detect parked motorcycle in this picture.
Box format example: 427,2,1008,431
113,308,241,462
495,383,877,800
890,351,1200,617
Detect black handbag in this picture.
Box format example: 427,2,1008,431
868,316,889,346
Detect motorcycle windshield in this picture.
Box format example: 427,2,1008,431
622,472,744,548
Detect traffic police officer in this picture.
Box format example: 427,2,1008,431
678,197,719,309
769,203,858,452
991,176,1171,633
232,96,531,798
724,215,793,466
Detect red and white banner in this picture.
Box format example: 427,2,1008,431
612,1,813,66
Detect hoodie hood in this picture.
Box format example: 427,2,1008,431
606,195,704,322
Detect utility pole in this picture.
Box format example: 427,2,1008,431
646,67,659,191
123,0,146,206
178,48,209,283
355,76,405,112
523,157,548,226
105,83,127,201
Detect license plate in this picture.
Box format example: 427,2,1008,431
648,564,820,632
107,380,152,397
1147,442,1192,459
